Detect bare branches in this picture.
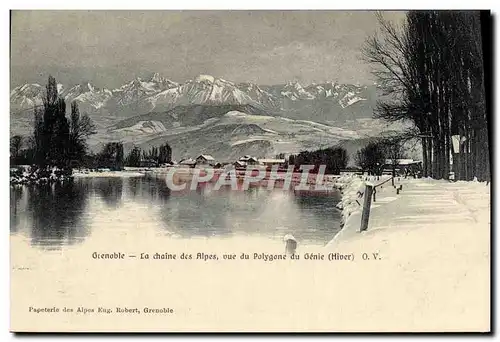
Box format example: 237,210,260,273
362,14,413,96
364,11,489,181
68,101,97,163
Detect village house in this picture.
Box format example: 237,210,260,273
258,158,286,169
382,159,423,176
195,154,216,167
238,155,260,166
339,167,363,176
233,160,247,169
178,158,197,168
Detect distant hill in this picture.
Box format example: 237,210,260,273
98,110,360,161
110,104,270,131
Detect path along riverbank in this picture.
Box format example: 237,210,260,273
325,174,490,331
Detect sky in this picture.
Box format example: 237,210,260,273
10,10,405,88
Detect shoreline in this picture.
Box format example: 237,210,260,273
72,171,146,178
326,174,381,245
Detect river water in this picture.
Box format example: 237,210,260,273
10,175,347,331
10,175,342,249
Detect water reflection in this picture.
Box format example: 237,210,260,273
156,185,269,238
127,177,171,203
291,191,342,243
92,178,124,208
10,176,342,248
25,181,91,248
10,186,24,233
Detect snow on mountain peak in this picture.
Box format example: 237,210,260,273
281,80,315,100
338,91,367,109
10,84,44,112
150,72,164,83
59,82,113,110
11,76,373,123
195,75,215,83
11,83,42,97
147,73,178,89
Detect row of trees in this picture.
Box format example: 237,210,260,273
288,146,349,174
94,142,125,170
45,141,173,170
364,11,490,181
285,138,411,177
125,144,172,167
354,137,413,177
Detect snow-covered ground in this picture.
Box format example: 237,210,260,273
330,175,490,244
325,175,490,331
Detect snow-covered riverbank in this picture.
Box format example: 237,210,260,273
72,171,146,178
329,175,490,245
10,166,73,185
324,174,490,331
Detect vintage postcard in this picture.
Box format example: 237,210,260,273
9,10,491,332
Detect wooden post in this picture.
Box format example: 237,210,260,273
360,183,374,232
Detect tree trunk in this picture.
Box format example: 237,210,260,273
422,137,428,178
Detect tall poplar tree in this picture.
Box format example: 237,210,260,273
364,11,490,181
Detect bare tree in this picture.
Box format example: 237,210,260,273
364,11,490,181
69,101,97,164
354,141,386,175
381,137,406,185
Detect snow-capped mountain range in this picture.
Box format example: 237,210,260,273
10,73,376,119
10,73,386,159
